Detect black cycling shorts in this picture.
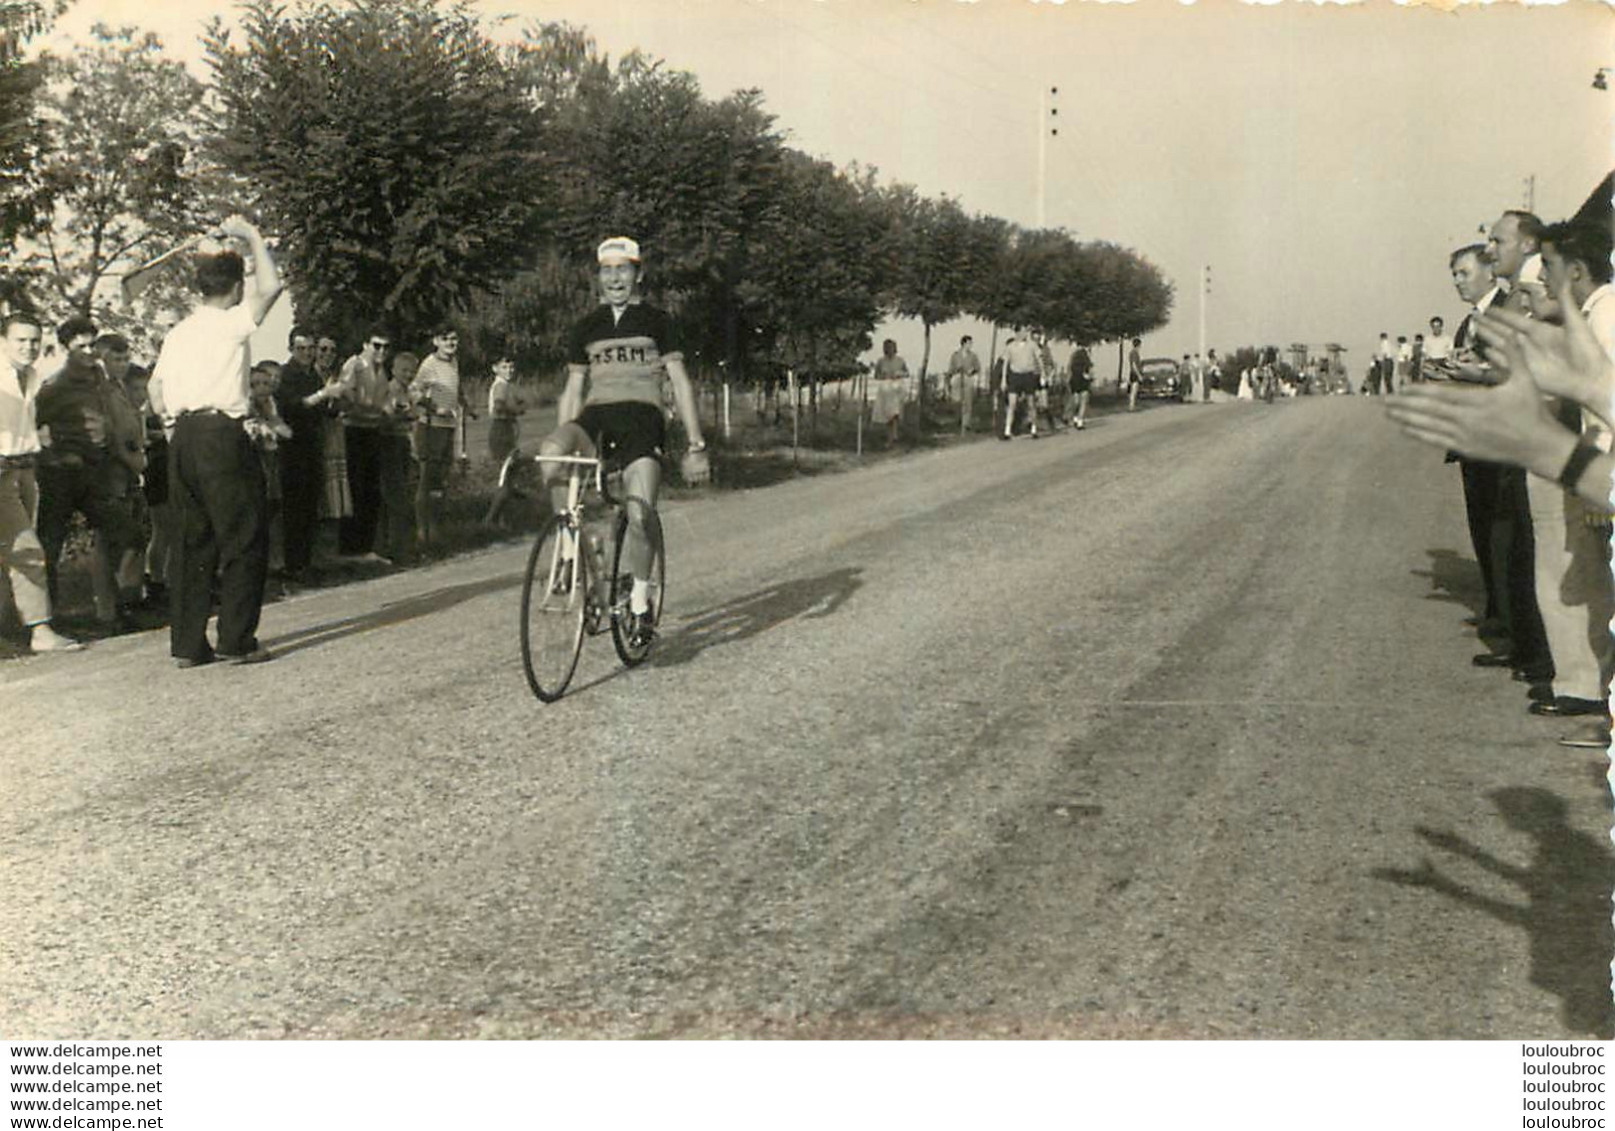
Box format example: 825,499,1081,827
1007,370,1039,396
576,402,667,469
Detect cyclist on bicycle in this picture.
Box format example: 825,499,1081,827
536,236,710,647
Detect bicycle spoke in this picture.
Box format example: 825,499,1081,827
521,515,588,701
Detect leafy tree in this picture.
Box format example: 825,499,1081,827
0,0,62,307
880,189,1000,409
203,0,552,342
18,23,207,332
520,29,785,372
741,153,889,384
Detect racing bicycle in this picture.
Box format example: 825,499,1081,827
499,451,666,702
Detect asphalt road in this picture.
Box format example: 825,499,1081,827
3,395,1611,1039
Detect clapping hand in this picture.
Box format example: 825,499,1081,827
1385,352,1568,472
1477,274,1615,423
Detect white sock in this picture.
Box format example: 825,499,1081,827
630,578,651,615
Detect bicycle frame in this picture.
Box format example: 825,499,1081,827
515,448,667,700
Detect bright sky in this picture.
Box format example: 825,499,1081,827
51,0,1615,374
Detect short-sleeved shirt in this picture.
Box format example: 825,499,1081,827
337,353,393,426
948,348,980,377
410,355,460,429
1005,339,1039,375
151,303,258,420
568,302,682,409
873,355,909,381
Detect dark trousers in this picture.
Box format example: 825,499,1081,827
1458,458,1500,622
377,433,414,561
1492,466,1549,672
279,436,322,575
170,413,268,660
36,458,143,609
340,425,384,555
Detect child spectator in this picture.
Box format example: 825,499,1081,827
486,356,526,463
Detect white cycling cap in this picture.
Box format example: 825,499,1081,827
596,237,642,265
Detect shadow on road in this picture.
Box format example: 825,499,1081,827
1411,547,1486,620
649,567,865,669
1373,786,1615,1037
263,573,523,658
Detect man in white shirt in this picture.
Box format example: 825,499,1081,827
1530,218,1615,747
0,311,79,652
148,216,284,667
1374,333,1394,396
947,335,981,432
1423,317,1453,367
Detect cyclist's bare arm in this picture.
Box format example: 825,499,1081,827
556,365,588,430
664,356,706,448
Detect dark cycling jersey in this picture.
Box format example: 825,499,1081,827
567,302,683,409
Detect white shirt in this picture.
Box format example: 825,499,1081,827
0,361,41,457
150,303,257,420
1580,284,1615,361
1424,332,1453,362
1376,338,1393,359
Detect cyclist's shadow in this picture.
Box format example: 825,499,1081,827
649,566,864,668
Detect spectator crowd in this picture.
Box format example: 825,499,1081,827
1386,179,1615,751
0,217,524,662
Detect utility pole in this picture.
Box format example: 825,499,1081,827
1037,85,1058,228
1524,174,1536,212
1198,264,1210,360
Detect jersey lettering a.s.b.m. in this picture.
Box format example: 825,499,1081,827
568,303,684,408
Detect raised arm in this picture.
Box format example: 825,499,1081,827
217,215,283,326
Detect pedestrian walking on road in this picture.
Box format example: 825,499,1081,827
1068,344,1093,429
871,339,909,448
1002,327,1041,440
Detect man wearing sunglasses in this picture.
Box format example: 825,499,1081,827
335,329,394,561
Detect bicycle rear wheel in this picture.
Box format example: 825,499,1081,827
609,499,665,667
520,513,589,701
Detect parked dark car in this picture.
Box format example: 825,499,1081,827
1137,357,1184,402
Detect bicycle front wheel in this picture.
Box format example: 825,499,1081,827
609,499,666,667
520,513,589,702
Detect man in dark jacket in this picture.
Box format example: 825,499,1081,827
35,315,145,623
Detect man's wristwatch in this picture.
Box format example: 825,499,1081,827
1557,440,1601,492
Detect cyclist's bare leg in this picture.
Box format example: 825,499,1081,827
619,454,660,575
538,423,596,516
